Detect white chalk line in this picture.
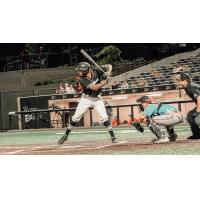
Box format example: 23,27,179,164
3,139,197,155
0,144,59,155
0,141,129,154
40,141,129,151
1,149,27,155
55,130,138,134
0,146,28,149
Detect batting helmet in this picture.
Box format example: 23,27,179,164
179,73,191,82
76,62,90,73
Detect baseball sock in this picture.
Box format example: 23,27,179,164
165,125,177,140
165,126,174,134
65,120,76,136
103,120,115,138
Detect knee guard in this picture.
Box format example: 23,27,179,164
146,117,165,139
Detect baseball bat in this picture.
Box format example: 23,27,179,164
80,49,107,74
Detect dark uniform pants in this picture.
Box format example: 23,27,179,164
187,107,200,136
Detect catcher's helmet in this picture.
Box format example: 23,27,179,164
136,95,152,103
76,62,90,73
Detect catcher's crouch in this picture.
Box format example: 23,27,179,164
132,96,183,143
58,62,117,144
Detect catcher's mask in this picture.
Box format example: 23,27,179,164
136,95,153,111
76,62,90,75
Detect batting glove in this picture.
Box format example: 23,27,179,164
102,72,110,79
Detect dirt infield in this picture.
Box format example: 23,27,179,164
1,136,200,155
1,125,200,154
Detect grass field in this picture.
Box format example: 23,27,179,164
0,125,200,155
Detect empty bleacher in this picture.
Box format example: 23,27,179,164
123,53,200,90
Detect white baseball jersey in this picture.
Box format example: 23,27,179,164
72,67,108,123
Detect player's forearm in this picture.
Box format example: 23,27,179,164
137,114,146,123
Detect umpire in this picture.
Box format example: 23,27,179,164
177,73,200,139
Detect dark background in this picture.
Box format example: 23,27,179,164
0,43,199,67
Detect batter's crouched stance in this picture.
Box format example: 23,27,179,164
132,96,183,144
58,62,117,145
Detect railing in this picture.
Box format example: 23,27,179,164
47,84,178,99
112,59,155,76
9,99,194,130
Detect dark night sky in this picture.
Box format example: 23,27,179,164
0,43,198,61
0,43,25,58
0,43,161,59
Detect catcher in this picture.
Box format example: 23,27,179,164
132,95,183,143
58,62,117,144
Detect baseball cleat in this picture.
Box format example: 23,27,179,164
187,135,200,140
58,134,68,145
153,137,169,144
111,137,118,143
169,134,177,142
151,138,159,143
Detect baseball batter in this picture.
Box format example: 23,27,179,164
132,96,183,143
58,62,117,144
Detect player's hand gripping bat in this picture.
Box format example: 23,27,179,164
80,49,111,82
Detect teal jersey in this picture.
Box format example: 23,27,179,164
144,104,178,117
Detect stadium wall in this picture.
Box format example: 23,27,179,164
0,90,34,130
0,67,76,92
0,48,200,92
16,89,194,129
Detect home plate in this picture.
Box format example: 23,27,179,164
118,141,128,144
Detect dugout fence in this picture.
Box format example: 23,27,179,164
0,90,34,130
0,85,195,131
8,100,194,130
